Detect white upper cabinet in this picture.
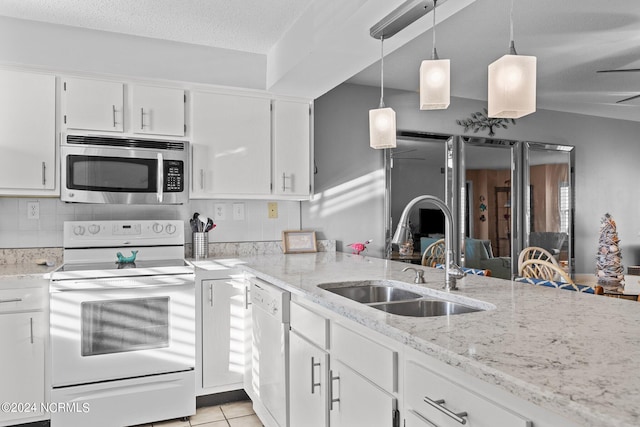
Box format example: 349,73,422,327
273,100,311,197
191,92,271,198
0,70,56,194
132,85,185,136
63,77,124,132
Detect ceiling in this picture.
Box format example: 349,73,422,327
2,0,640,122
350,0,640,122
0,0,315,54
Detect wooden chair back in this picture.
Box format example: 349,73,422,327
421,239,445,267
517,246,558,273
519,259,573,283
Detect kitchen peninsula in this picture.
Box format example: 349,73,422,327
236,251,639,427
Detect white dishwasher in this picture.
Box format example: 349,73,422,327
248,278,290,427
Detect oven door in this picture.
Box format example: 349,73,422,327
50,274,195,388
60,144,187,205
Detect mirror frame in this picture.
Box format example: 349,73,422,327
386,131,575,278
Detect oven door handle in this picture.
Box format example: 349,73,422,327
157,152,164,203
50,281,194,292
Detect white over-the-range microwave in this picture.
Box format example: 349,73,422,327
61,134,188,204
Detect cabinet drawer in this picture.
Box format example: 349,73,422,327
0,287,45,313
331,323,397,393
405,360,532,427
290,301,328,349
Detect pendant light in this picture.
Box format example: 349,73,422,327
487,0,536,118
419,0,450,110
369,36,397,149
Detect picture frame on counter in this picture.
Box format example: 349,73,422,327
282,230,317,254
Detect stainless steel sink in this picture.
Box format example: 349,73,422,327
324,283,422,304
319,280,487,317
372,299,483,317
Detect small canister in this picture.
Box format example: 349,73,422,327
193,232,209,259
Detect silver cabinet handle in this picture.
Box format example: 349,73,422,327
423,396,468,425
0,298,22,303
244,285,251,310
282,172,287,192
140,107,145,129
156,153,164,203
200,169,204,190
30,317,34,344
329,370,340,410
208,283,213,307
310,357,321,394
42,162,46,186
112,105,117,128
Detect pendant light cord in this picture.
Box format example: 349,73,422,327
509,0,517,54
431,0,439,60
379,36,386,108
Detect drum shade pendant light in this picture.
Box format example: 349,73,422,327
487,0,536,118
419,0,450,110
369,36,397,149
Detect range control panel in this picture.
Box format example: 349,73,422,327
63,220,184,248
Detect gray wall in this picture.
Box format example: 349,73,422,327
307,83,640,273
301,84,386,257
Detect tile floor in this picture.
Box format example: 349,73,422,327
131,400,263,427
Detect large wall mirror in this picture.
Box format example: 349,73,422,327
385,132,575,279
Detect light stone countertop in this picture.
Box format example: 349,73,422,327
0,263,56,289
233,251,640,427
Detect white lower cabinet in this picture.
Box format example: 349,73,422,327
0,286,47,426
285,297,578,427
289,332,328,427
329,322,399,427
199,277,248,393
405,359,531,427
287,299,399,427
289,301,329,427
329,359,397,427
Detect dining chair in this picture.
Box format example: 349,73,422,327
517,246,559,273
435,264,491,276
421,239,445,267
517,259,603,294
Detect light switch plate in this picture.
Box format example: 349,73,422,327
268,202,278,219
233,203,245,221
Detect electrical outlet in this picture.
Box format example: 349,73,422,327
27,201,39,220
268,202,278,219
233,203,245,221
214,204,226,221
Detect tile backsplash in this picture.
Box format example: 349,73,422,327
0,197,302,248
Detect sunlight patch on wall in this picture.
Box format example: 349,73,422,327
309,169,385,218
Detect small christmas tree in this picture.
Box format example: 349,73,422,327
595,213,624,289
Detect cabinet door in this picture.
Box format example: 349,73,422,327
63,77,124,132
133,85,185,136
201,279,245,389
329,360,396,427
191,92,271,198
273,100,311,197
0,312,45,423
290,331,328,427
0,70,55,192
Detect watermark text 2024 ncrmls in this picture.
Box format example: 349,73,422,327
1,402,90,413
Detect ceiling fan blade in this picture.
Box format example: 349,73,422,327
597,68,640,73
616,93,640,104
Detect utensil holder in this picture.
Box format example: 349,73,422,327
193,232,209,259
